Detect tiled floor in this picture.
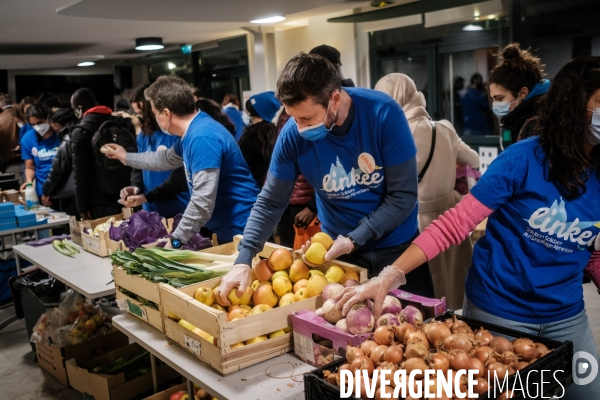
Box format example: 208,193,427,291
1,283,600,399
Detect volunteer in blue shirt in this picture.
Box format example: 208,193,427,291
118,84,189,218
219,53,434,305
337,56,600,399
221,94,245,141
20,104,60,199
105,75,259,247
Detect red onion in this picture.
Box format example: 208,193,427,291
322,283,344,302
322,298,343,324
335,318,348,332
373,325,395,346
381,295,402,316
346,302,375,334
399,305,423,325
376,313,400,327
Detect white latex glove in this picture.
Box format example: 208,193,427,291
335,265,406,320
301,235,354,266
218,264,252,306
120,186,140,202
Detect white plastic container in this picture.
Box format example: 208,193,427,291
24,183,39,210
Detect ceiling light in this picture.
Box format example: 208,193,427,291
370,0,394,7
135,37,164,51
250,16,285,24
167,62,176,70
77,61,95,67
463,24,483,31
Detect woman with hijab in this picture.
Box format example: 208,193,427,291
375,73,480,309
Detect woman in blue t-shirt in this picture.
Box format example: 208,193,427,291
118,84,189,218
338,56,600,399
20,104,60,199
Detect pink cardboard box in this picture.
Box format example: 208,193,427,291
292,290,446,367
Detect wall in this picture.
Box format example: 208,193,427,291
274,13,358,86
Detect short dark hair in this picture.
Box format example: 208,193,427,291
222,93,240,108
130,83,159,134
195,98,236,136
192,88,204,99
27,104,51,120
276,52,341,108
71,88,97,113
145,76,196,117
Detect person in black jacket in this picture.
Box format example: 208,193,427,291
238,92,280,188
41,109,79,215
70,88,136,220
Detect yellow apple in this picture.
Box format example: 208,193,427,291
250,304,273,315
269,330,286,338
227,287,254,306
192,327,214,344
308,269,325,277
289,260,310,283
311,232,334,250
227,307,250,322
305,242,327,265
178,319,196,331
245,335,268,345
194,287,215,306
294,287,310,301
307,274,329,297
272,276,292,297
283,326,292,333
293,279,308,293
268,248,293,271
252,285,278,307
271,270,289,282
279,292,296,307
231,342,245,349
251,279,260,291
325,266,345,283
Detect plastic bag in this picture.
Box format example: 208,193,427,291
30,289,111,347
454,165,481,195
293,217,321,250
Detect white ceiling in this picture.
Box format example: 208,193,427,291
0,0,368,70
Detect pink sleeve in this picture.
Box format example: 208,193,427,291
413,193,494,261
585,252,600,290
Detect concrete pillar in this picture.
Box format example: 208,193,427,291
245,28,278,94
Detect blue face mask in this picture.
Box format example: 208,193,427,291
492,99,518,118
295,102,336,141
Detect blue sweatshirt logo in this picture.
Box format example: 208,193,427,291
322,154,383,199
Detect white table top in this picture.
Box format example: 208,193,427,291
112,314,314,400
13,242,115,299
0,217,70,236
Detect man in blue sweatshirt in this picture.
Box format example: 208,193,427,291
219,53,434,305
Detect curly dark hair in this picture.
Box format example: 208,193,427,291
535,56,600,199
489,43,545,97
276,52,341,107
239,121,277,160
195,98,236,136
130,83,159,135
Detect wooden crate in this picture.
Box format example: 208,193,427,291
159,248,367,375
112,237,240,332
70,213,122,247
82,229,124,257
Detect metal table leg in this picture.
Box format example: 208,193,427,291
187,379,194,399
150,354,159,393
15,252,22,275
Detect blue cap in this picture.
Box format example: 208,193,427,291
249,91,281,122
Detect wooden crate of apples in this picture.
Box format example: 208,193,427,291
159,233,367,375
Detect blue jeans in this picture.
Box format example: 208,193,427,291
463,296,600,399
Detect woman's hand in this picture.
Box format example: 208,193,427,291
335,265,407,320
103,144,127,164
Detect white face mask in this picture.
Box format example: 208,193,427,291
156,110,171,135
17,122,24,128
32,123,50,136
588,108,600,145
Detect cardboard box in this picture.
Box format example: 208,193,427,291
143,383,187,400
0,202,15,218
35,329,129,387
292,290,447,367
66,343,179,400
0,217,17,231
159,239,368,375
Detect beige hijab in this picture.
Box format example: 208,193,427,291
374,73,427,114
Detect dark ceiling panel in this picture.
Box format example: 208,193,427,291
0,43,93,55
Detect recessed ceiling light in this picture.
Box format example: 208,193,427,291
135,37,164,51
463,24,483,31
167,62,176,70
77,61,95,67
250,16,285,24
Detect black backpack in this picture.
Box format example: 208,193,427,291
81,118,138,196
